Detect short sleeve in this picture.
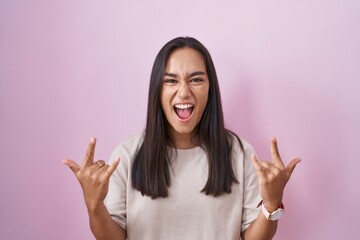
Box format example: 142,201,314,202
103,144,129,229
241,142,261,231
104,134,144,229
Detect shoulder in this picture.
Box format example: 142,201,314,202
227,131,255,156
227,132,257,177
109,132,144,163
120,133,145,150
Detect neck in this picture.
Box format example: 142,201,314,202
169,130,197,149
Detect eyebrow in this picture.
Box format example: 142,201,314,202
164,71,206,78
164,73,177,78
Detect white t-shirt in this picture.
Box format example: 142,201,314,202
104,133,261,240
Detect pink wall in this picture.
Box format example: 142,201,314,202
1,0,359,239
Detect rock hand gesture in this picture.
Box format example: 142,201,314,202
63,138,120,211
63,138,125,240
251,137,301,211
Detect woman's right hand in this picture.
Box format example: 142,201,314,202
63,137,120,211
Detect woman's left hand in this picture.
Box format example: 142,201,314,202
251,137,301,211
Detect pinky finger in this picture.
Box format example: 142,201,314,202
251,154,266,175
251,153,262,171
286,157,302,176
105,157,120,177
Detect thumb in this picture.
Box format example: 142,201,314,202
62,159,81,175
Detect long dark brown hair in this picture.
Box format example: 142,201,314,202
132,37,244,198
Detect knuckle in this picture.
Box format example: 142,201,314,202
90,173,99,181
273,169,281,176
98,175,108,184
77,170,86,178
267,174,275,182
83,169,91,178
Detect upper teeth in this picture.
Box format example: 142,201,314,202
175,104,193,109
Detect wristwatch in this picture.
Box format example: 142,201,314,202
260,201,285,221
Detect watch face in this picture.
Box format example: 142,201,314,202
270,209,284,221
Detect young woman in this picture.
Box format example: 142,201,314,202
63,37,301,240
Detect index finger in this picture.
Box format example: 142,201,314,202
81,137,96,168
271,137,285,168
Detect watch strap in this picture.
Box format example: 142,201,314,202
258,200,285,221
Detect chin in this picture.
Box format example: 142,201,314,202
171,125,196,135
174,128,194,134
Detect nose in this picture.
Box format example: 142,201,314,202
177,82,191,98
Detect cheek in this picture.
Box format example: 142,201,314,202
198,87,209,107
161,89,173,112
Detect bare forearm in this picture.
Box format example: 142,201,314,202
88,203,126,240
242,212,277,240
246,138,301,239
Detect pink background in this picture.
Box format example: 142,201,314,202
1,0,359,239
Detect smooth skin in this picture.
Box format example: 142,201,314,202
161,47,210,149
241,138,301,240
63,138,126,240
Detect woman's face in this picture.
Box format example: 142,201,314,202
161,47,210,147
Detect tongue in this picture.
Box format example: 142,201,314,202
176,108,192,119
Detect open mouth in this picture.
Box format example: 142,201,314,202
174,104,194,120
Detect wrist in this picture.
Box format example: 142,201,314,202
264,201,283,212
85,199,104,213
258,200,285,221
87,203,107,218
